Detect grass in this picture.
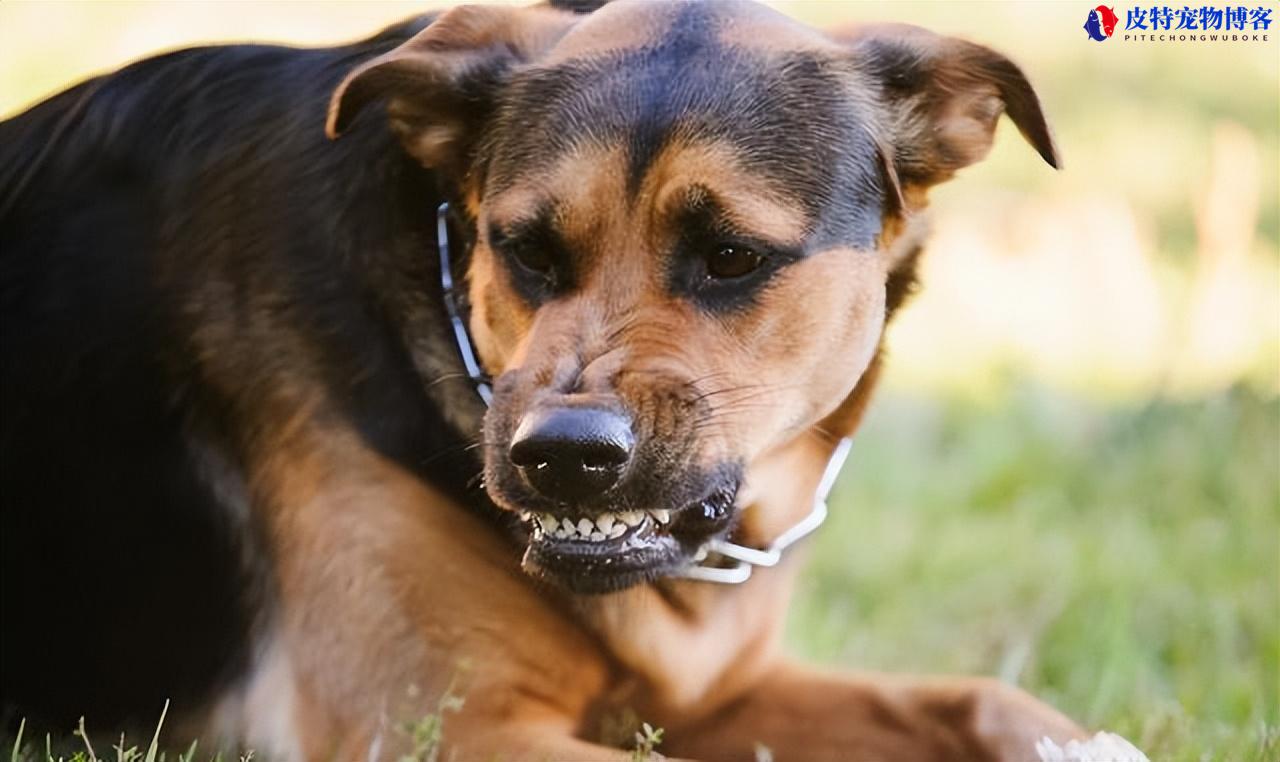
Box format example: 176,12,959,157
6,703,240,762
789,382,1279,761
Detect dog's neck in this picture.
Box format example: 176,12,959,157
572,360,884,718
569,431,842,719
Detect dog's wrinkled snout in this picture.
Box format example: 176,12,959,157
509,407,634,503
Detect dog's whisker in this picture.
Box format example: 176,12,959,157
423,371,473,389
694,386,801,410
418,439,503,468
687,383,777,406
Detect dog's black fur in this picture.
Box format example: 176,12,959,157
0,13,502,727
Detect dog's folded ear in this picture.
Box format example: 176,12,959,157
842,24,1059,191
327,4,578,176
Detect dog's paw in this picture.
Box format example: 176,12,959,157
1035,731,1150,762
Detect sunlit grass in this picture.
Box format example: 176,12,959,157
790,384,1279,761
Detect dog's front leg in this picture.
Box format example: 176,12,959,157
231,433,652,761
662,661,1086,762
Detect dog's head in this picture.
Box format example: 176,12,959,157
329,0,1057,594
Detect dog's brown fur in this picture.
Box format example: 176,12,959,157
2,1,1081,758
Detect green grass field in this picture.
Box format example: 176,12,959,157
789,384,1279,761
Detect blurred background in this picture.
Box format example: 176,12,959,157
2,1,1276,760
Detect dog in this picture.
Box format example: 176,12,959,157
1,0,1083,758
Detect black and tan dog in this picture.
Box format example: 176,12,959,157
1,0,1081,758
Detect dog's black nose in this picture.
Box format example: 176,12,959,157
509,407,634,503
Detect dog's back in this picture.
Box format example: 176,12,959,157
0,17,469,728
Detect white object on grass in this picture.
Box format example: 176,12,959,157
1035,731,1151,762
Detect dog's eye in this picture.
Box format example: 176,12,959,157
705,245,764,279
510,242,554,276
489,219,576,301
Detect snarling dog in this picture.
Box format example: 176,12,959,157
1,0,1083,758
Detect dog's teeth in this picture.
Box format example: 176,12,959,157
650,509,671,525
536,510,641,541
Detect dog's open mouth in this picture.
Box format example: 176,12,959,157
517,485,737,594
